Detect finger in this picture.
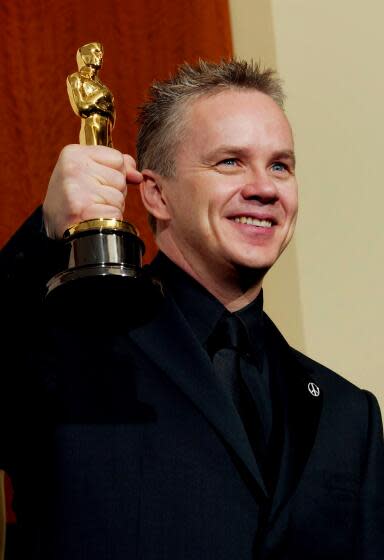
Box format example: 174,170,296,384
86,145,126,171
93,185,126,212
124,153,137,169
91,162,127,192
61,144,126,172
123,154,143,183
81,203,123,222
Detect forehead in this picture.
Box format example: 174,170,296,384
180,89,293,150
82,44,102,56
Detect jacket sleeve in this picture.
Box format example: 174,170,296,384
358,390,384,560
0,207,66,470
0,206,67,312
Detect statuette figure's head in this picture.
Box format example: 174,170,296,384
76,42,103,71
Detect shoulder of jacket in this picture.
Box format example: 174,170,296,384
263,311,370,399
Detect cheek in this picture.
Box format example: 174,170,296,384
167,175,232,235
283,186,299,220
291,197,299,221
165,184,193,218
167,186,209,235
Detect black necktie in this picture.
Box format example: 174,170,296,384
207,313,269,473
208,313,247,411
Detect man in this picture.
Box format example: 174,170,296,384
1,60,383,559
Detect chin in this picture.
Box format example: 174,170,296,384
231,262,269,292
228,249,280,271
226,251,279,286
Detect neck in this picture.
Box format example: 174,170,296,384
80,66,97,79
158,238,265,312
224,285,263,312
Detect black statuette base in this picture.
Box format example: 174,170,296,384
46,227,145,297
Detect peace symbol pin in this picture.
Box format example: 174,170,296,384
308,382,320,397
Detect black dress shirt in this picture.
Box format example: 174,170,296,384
151,252,274,488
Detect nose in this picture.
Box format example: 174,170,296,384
240,171,278,205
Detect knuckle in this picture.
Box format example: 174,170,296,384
59,147,84,177
116,152,125,169
101,146,124,164
60,144,81,160
124,154,137,167
108,169,125,190
66,198,83,222
63,159,80,177
117,191,125,207
117,173,127,190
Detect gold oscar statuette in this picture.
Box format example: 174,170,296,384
46,42,144,296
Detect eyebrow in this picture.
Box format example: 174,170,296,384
204,146,296,168
204,145,249,160
271,150,296,168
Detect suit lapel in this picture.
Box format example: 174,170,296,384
263,315,323,523
127,292,268,498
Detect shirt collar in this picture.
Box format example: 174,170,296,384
235,290,264,354
149,252,264,349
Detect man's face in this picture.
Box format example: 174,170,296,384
157,89,298,282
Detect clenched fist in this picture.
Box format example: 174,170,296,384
43,144,143,239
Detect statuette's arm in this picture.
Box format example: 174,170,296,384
66,73,116,124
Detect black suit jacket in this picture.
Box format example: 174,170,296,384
1,210,383,559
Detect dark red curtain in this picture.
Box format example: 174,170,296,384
1,0,232,525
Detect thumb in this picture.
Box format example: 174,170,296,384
123,154,143,184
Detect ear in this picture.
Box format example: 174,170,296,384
140,169,172,221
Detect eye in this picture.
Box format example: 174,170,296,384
271,162,288,173
218,158,238,166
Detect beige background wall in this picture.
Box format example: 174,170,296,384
229,0,384,411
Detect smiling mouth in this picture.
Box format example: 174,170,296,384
231,216,273,227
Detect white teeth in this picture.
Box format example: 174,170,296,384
233,217,272,227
